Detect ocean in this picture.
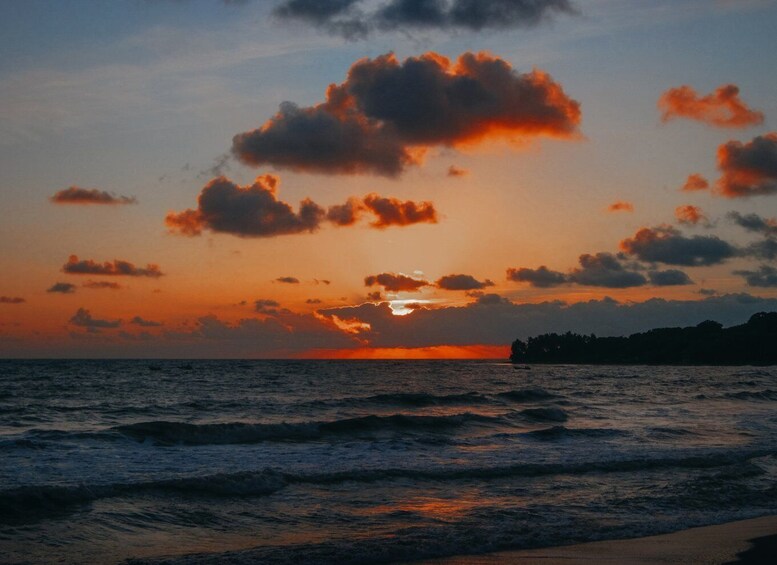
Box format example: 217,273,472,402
1,360,776,564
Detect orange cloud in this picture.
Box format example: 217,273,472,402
0,296,25,304
63,255,163,278
681,173,709,192
50,186,137,205
83,281,122,290
362,194,437,228
232,51,581,176
658,84,764,128
607,201,634,212
364,273,430,292
675,205,706,225
447,165,468,177
716,133,777,198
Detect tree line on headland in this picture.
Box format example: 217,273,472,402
510,312,777,365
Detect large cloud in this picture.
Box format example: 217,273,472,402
734,265,777,288
167,176,438,237
365,272,430,292
716,133,777,198
273,0,575,38
232,52,580,176
63,255,164,277
619,226,736,266
50,187,136,205
435,274,494,290
658,84,764,128
567,253,647,288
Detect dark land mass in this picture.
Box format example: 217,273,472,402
510,311,777,365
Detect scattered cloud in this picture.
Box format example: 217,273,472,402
567,252,646,288
435,274,494,291
658,84,764,128
50,186,137,205
69,308,121,331
63,255,164,277
447,165,469,177
0,296,25,304
648,269,693,286
365,272,430,292
255,299,281,314
362,194,438,227
507,265,567,288
232,52,581,176
734,265,777,287
306,298,323,304
83,281,122,290
47,282,76,294
607,201,634,213
620,226,736,266
728,211,777,236
675,204,707,225
273,0,576,38
130,316,163,327
681,173,709,192
716,133,777,197
276,276,300,284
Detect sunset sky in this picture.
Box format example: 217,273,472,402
1,0,777,358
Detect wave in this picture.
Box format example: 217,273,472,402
518,407,568,422
525,425,626,440
4,449,772,524
724,389,777,401
356,391,491,407
497,388,558,402
112,413,501,446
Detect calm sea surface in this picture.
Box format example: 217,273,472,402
1,360,776,564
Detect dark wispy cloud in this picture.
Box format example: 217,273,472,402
681,173,709,192
675,204,707,226
620,226,736,266
607,201,633,213
658,84,764,128
648,269,693,286
435,274,494,291
168,176,439,237
0,296,25,304
716,133,777,198
365,273,430,292
734,265,777,288
274,0,575,38
130,316,163,327
507,265,567,288
306,298,323,305
63,255,164,278
50,186,137,205
69,308,121,332
47,282,76,294
255,299,281,314
276,276,300,284
728,212,777,237
83,281,122,290
567,253,646,288
232,52,581,176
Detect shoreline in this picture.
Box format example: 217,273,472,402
411,515,777,564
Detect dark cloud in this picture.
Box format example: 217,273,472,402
675,204,707,226
435,274,494,291
0,296,25,304
698,288,717,296
716,133,777,198
274,0,575,38
568,253,647,288
83,281,122,290
620,226,736,266
232,51,580,176
166,175,324,238
50,186,137,205
367,291,383,301
326,197,364,226
130,316,163,327
728,211,777,237
681,173,709,192
607,201,633,213
69,308,121,332
648,269,693,286
362,194,437,227
63,255,164,278
276,276,300,284
658,84,764,128
47,282,76,294
255,299,281,314
306,298,323,304
734,265,777,288
745,239,777,261
365,273,430,292
507,265,567,288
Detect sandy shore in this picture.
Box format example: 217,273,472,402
412,515,777,564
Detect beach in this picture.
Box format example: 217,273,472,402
416,515,777,564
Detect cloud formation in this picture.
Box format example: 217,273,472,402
716,133,777,198
607,201,633,213
273,0,575,38
734,265,777,288
620,226,736,266
728,212,777,237
69,308,121,331
83,281,122,290
365,272,430,292
435,274,494,291
681,173,709,192
50,186,137,205
63,255,164,278
47,282,76,294
648,269,693,286
130,316,163,327
567,252,646,288
507,265,567,287
447,165,468,177
168,176,439,237
276,276,300,284
255,299,281,314
232,52,581,176
0,296,25,304
658,84,764,128
675,205,706,225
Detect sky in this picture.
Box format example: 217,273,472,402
1,0,776,358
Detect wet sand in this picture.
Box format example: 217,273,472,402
413,515,777,564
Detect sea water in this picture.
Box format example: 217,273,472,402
1,360,776,563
